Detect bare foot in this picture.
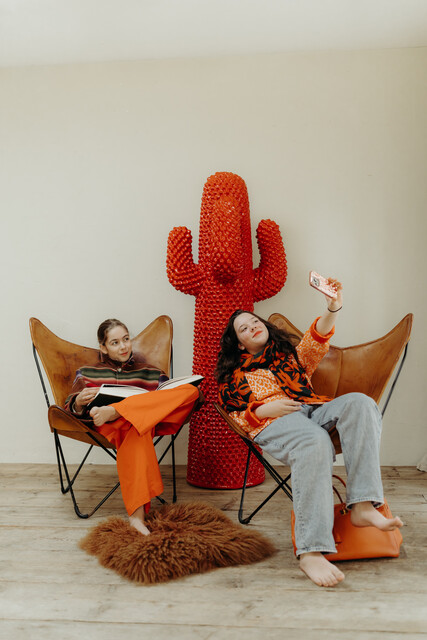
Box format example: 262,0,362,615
89,405,119,426
129,516,150,536
299,552,345,587
129,505,150,536
351,501,403,531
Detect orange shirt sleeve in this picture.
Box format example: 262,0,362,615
296,317,334,379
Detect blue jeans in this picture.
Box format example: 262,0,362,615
253,392,383,557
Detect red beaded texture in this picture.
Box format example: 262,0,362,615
166,172,287,488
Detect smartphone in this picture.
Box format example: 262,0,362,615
309,271,337,299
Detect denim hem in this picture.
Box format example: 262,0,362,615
346,496,384,509
296,546,337,558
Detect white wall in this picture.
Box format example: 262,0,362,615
1,47,426,466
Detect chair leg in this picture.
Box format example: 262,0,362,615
237,439,293,525
238,448,254,524
154,424,185,504
171,433,177,503
381,343,409,417
54,431,92,495
54,425,184,517
54,431,120,519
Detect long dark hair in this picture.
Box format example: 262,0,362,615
215,309,301,383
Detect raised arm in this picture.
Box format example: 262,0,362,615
315,279,343,337
166,226,203,296
253,219,287,301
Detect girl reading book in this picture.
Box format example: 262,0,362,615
215,280,403,587
65,319,200,535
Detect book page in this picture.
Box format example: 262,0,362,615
158,375,203,390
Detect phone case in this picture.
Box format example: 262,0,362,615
309,271,337,299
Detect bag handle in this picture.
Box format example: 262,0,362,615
331,476,349,535
332,474,346,504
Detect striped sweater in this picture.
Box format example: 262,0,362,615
65,353,167,417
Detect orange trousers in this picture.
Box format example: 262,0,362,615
95,384,199,515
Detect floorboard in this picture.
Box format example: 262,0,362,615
1,464,426,639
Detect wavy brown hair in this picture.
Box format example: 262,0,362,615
215,309,301,383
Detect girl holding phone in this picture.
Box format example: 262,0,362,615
215,279,402,587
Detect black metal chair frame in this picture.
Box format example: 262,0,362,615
32,343,183,519
216,343,409,526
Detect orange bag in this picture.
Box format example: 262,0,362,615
291,475,403,561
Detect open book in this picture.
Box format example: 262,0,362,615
86,375,204,409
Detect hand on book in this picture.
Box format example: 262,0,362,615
75,387,101,413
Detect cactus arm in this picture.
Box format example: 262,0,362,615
253,219,287,302
167,226,203,296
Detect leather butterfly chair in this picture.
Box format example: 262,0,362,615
30,315,193,518
214,313,413,524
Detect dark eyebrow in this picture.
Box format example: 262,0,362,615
108,333,129,343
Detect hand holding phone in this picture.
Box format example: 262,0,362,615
309,271,338,299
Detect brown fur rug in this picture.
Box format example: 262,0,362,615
79,501,276,584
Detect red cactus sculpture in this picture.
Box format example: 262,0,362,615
167,172,287,488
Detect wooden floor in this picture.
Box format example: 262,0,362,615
1,463,426,640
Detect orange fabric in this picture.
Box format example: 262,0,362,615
296,318,334,378
291,501,403,560
229,321,333,440
96,384,199,515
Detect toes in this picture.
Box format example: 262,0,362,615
379,516,403,531
321,573,338,587
301,561,345,587
332,566,345,580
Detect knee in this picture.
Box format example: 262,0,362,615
337,393,382,433
295,428,334,464
342,392,380,416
